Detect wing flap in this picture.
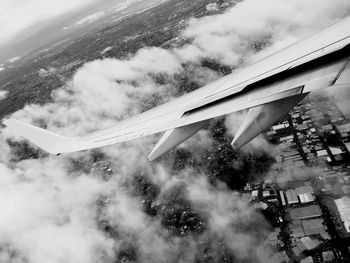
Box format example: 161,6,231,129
148,119,208,161
231,93,308,149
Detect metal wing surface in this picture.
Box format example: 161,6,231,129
3,16,350,158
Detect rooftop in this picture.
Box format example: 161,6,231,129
334,196,350,232
299,193,315,204
286,189,299,205
301,218,329,238
288,205,322,220
290,220,304,238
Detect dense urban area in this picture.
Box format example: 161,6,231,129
246,93,350,262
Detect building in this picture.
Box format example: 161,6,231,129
289,218,329,239
288,205,322,220
263,190,271,198
299,193,315,203
334,196,350,232
317,150,329,158
290,220,304,238
329,146,344,156
292,237,320,257
301,218,329,239
280,191,286,206
286,189,299,205
300,256,313,263
251,190,259,198
272,123,289,131
300,236,320,250
322,251,335,262
283,186,316,203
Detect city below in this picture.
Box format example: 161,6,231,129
243,90,350,262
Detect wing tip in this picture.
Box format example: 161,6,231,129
3,118,75,154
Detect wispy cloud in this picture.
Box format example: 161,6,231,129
7,56,21,63
0,0,98,46
76,11,106,25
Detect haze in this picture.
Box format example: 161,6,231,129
0,0,163,63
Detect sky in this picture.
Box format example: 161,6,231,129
0,0,99,47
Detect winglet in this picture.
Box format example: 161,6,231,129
3,119,77,154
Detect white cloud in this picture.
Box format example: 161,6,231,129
0,90,8,100
100,46,113,55
62,26,72,31
7,56,21,63
206,3,219,12
112,1,133,12
76,11,106,25
0,0,98,46
0,160,114,263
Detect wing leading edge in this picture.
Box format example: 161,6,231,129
4,17,350,160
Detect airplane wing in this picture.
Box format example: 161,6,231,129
4,16,350,160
